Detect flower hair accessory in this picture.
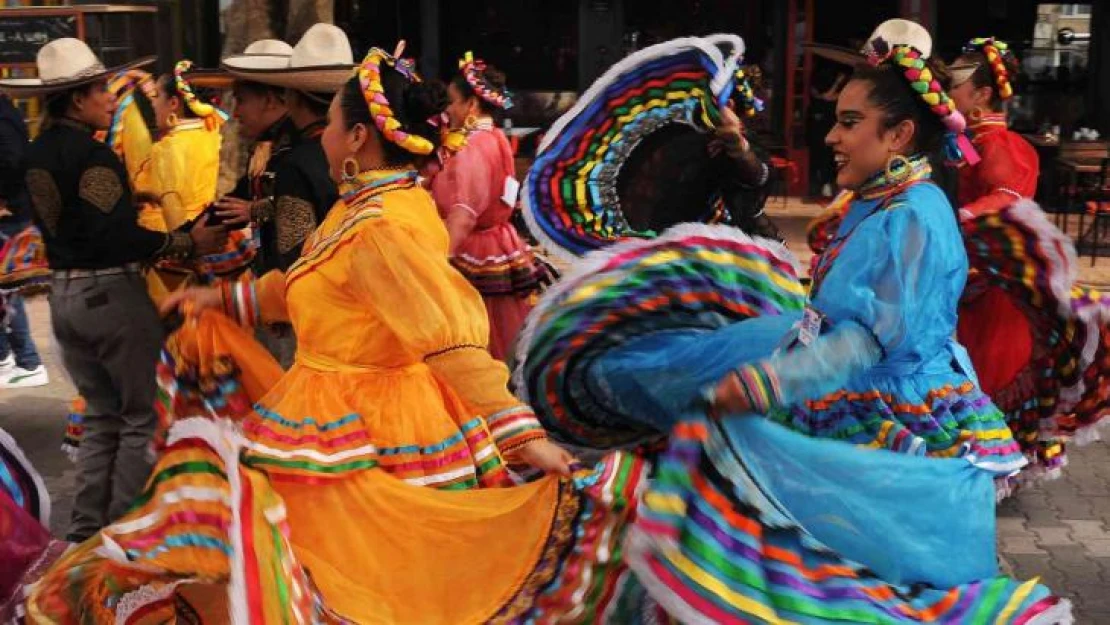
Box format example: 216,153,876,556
458,51,513,110
872,44,980,167
356,48,435,156
733,66,764,117
173,60,229,129
963,37,1014,100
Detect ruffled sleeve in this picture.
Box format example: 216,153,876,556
734,199,951,410
220,270,289,327
431,136,500,250
348,217,546,452
148,138,190,230
118,101,152,187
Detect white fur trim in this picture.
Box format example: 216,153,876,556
1025,598,1075,625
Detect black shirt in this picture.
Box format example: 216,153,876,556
24,119,190,270
0,96,30,236
236,117,338,272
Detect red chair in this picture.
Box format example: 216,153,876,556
767,156,799,207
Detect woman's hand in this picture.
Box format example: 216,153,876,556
213,196,253,226
709,106,749,158
708,370,753,418
159,286,222,317
513,438,577,476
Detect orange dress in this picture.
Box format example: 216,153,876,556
220,168,545,486
430,119,543,360
26,168,642,624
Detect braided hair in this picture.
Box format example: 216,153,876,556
861,43,977,166
956,37,1019,110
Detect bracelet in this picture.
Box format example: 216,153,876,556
250,197,276,223
158,230,193,261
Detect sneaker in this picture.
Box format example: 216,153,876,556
0,353,13,374
1,365,49,389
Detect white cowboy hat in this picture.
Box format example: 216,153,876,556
805,19,934,67
0,38,154,97
222,24,353,93
219,39,294,77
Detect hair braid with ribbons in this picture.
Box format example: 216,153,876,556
963,37,1014,101
458,51,513,110
172,60,229,129
733,66,764,118
876,45,979,166
357,48,436,156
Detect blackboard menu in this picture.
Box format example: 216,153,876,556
0,14,77,65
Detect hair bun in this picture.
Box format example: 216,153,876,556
401,79,448,126
479,66,507,91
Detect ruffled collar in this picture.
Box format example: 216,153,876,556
857,153,932,201
339,168,420,207
968,111,1008,142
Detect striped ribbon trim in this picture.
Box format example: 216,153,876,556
220,280,260,327
733,362,783,413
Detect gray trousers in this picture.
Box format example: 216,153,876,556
255,324,296,370
49,271,164,541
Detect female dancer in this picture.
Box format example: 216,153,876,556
108,61,254,297
517,26,1067,621
948,37,1106,473
26,39,1065,624
429,52,543,360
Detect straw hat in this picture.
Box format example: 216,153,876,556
0,38,153,97
222,24,354,93
805,19,935,66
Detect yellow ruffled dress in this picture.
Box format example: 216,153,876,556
26,168,643,624
117,104,254,303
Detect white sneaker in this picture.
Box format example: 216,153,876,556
0,353,13,374
1,365,49,389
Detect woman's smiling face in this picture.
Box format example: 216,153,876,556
825,78,915,190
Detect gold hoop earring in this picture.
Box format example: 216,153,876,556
969,107,985,122
885,154,911,183
341,156,361,183
463,115,478,131
166,113,179,127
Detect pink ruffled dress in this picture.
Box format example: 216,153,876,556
430,121,542,360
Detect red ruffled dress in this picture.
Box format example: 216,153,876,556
430,119,543,361
956,113,1040,404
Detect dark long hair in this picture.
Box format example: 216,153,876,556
451,63,508,125
615,123,780,239
848,60,951,157
953,51,1019,111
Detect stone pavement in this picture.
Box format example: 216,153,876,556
1,201,1109,622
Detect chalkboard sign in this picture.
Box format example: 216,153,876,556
0,14,77,65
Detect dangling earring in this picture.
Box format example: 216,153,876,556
167,113,179,127
341,156,361,183
885,154,911,184
969,107,985,122
463,115,478,132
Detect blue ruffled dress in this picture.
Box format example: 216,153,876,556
513,156,1065,622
